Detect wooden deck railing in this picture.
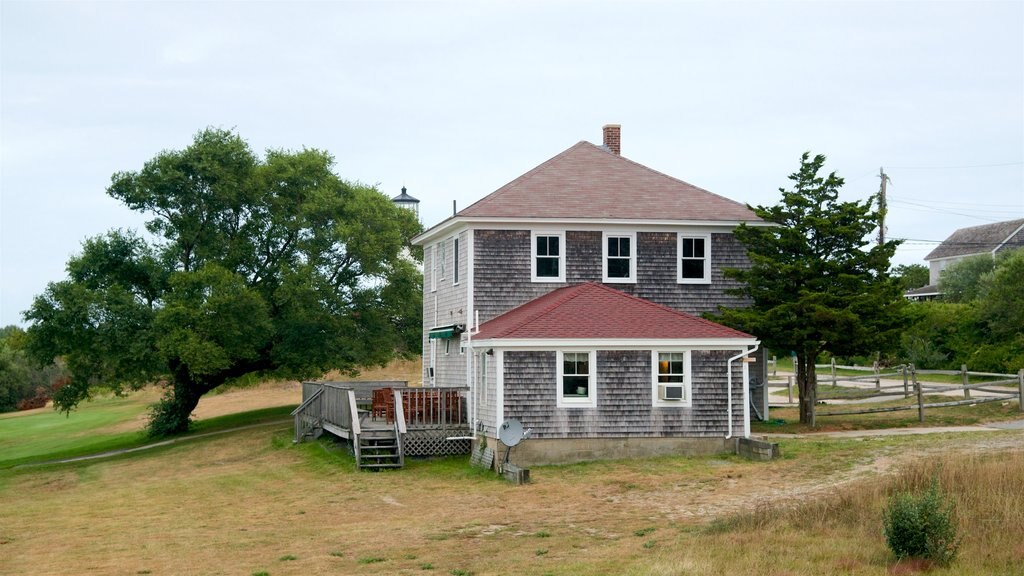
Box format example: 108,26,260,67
368,387,467,428
291,387,324,443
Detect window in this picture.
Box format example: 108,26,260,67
678,234,711,284
478,352,488,404
557,350,597,408
651,350,692,407
438,240,447,280
531,231,565,282
603,232,636,283
453,236,460,285
429,340,436,382
430,245,437,292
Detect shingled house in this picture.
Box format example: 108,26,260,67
905,218,1024,300
411,125,767,464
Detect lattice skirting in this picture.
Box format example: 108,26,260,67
403,430,472,456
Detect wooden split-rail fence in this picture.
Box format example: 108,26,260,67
771,360,1023,422
291,381,472,469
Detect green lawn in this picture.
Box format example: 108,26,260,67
0,393,152,468
0,391,296,469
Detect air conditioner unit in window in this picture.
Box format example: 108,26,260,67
659,384,684,401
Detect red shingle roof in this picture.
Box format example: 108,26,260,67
473,283,754,341
457,141,759,222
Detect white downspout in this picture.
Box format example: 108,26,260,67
726,345,760,439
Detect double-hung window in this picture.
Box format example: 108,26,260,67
603,232,636,283
438,240,447,280
452,236,460,285
430,244,438,292
557,350,597,408
652,350,692,407
532,231,565,282
678,234,710,284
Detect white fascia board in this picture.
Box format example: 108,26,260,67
413,217,770,245
931,252,987,263
469,337,760,350
994,222,1024,254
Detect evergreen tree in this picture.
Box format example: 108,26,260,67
715,153,904,425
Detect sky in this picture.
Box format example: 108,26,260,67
1,0,1022,327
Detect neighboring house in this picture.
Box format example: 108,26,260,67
906,218,1024,300
411,125,767,465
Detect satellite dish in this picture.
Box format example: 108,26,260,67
498,419,525,447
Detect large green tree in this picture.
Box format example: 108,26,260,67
937,253,996,303
715,152,905,425
893,263,929,291
25,128,422,435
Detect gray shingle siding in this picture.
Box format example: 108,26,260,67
502,350,745,439
473,229,751,321
422,232,471,387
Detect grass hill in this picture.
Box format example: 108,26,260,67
1,358,1022,575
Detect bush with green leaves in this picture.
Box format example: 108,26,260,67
883,479,960,565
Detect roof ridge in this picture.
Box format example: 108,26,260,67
606,146,754,213
586,282,752,338
487,283,586,338
455,142,591,217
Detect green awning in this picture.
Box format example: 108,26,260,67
428,324,464,339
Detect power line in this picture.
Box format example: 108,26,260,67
888,199,1018,217
887,161,1024,170
888,194,1024,209
894,238,1024,246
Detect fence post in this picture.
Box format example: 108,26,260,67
902,364,910,398
961,364,971,400
772,355,777,376
913,364,924,423
831,358,837,388
787,375,793,404
874,360,881,391
1018,369,1023,413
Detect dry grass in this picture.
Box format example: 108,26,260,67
2,423,1023,575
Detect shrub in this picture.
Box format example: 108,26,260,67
883,479,960,565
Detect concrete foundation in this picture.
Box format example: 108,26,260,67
480,436,736,467
736,437,780,461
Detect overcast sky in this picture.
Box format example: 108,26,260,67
2,1,1022,327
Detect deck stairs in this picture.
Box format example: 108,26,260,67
355,426,404,470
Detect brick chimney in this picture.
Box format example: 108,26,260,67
603,124,621,155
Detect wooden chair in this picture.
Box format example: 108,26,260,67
371,388,393,421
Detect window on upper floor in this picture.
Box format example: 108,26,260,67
603,232,636,283
651,350,692,407
438,239,447,280
430,245,437,292
557,350,597,408
453,236,460,285
678,234,711,284
532,231,565,282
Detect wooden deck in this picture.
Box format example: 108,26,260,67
292,381,472,468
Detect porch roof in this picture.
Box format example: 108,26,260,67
472,282,754,341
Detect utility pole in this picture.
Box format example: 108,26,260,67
878,167,891,246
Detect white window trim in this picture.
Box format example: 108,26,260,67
438,239,447,280
602,232,637,284
452,235,460,285
651,350,693,407
677,233,712,285
531,231,566,283
556,350,597,408
430,245,437,292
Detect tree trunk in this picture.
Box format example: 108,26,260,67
148,362,215,436
796,353,818,426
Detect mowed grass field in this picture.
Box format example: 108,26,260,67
1,358,1023,575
